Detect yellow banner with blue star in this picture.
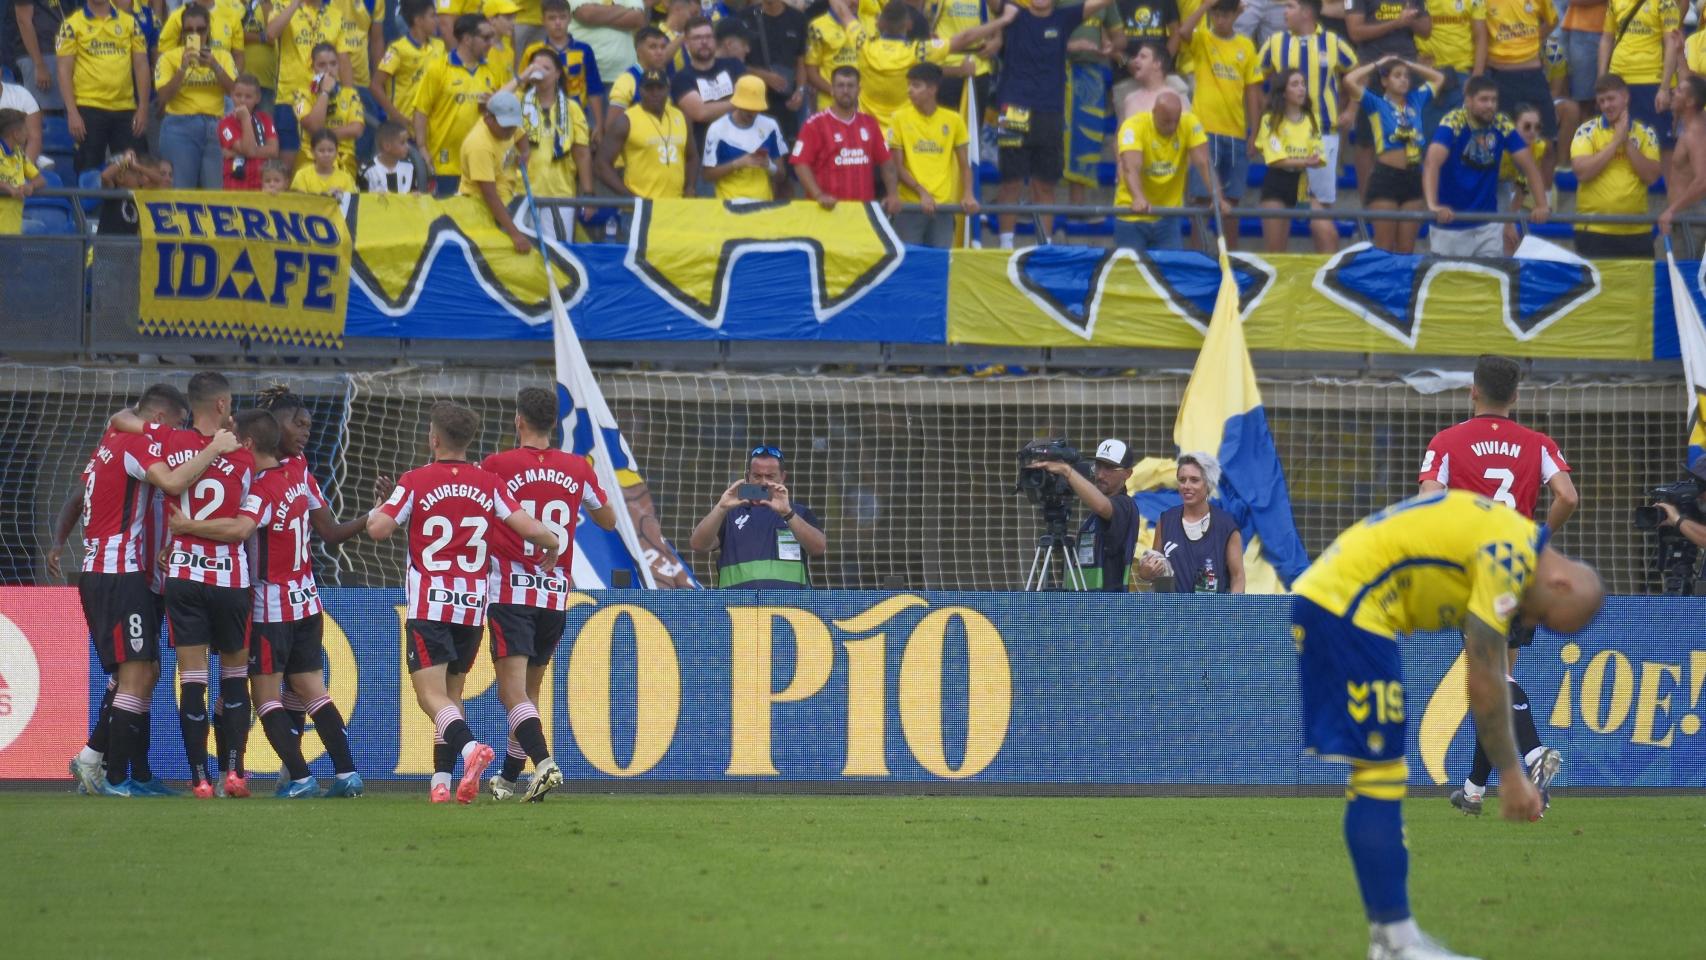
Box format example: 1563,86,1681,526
136,190,350,349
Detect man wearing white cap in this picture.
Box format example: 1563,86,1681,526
461,89,533,254
702,74,788,201
1037,438,1140,591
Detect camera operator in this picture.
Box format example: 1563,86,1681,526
689,444,826,589
1037,439,1139,592
1653,497,1706,548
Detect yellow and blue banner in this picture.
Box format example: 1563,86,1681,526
0,198,20,235
5,588,1703,788
1664,242,1706,468
947,244,1655,359
135,190,350,348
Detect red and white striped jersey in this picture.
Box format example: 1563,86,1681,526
79,427,168,574
138,422,175,593
245,457,329,622
375,460,517,626
163,429,257,588
1419,415,1570,520
481,446,604,610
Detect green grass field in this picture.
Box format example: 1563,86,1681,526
3,791,1701,959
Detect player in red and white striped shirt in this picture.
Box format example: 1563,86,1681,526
63,383,237,796
253,383,369,796
143,372,261,798
366,402,562,804
1418,355,1581,816
482,388,616,802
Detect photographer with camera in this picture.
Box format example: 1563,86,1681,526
689,445,826,589
1651,498,1706,544
1036,439,1139,592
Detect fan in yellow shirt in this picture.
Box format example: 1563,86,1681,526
1570,77,1660,254
156,26,240,119
267,0,355,105
887,63,975,248
460,90,535,254
57,0,150,116
374,0,446,123
1485,0,1554,66
294,42,367,175
596,70,693,199
1113,94,1217,253
1178,0,1263,140
291,129,360,192
411,17,503,186
518,47,592,243
802,11,860,114
158,0,246,62
829,0,1016,129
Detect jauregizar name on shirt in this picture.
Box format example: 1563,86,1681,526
420,483,494,511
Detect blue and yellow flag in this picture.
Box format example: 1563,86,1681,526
0,198,20,235
1171,247,1308,588
1664,242,1706,468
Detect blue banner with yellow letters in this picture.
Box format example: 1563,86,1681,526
136,190,350,349
44,590,1706,788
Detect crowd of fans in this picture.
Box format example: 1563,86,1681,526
0,0,1699,254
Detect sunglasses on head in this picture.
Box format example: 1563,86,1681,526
749,445,784,461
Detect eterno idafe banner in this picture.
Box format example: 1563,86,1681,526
2,589,1702,788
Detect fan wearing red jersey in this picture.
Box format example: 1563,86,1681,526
63,383,237,797
366,402,563,805
482,388,617,802
1417,355,1581,817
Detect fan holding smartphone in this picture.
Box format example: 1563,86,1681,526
689,444,828,589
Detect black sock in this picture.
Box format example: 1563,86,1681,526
87,682,117,753
1511,679,1543,759
129,712,152,782
179,680,210,783
260,704,311,780
434,742,456,777
441,718,473,757
513,716,549,764
212,705,229,774
218,677,250,776
108,694,147,787
309,700,356,775
1467,730,1493,789
500,751,526,783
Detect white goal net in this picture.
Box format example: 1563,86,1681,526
1,363,1687,595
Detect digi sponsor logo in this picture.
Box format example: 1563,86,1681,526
171,552,234,572
427,588,485,609
0,612,41,752
288,584,320,605
509,573,567,593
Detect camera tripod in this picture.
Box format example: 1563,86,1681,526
1023,513,1088,592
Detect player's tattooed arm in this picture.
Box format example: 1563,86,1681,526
1462,614,1519,772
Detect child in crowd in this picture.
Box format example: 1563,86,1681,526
261,159,292,194
219,74,280,190
0,108,46,200
360,121,426,193
1502,103,1553,254
291,130,357,196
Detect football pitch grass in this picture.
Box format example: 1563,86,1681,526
3,791,1701,959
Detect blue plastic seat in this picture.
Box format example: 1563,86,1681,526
25,169,77,231
42,114,76,154
77,168,103,215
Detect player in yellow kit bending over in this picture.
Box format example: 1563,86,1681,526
1291,490,1604,960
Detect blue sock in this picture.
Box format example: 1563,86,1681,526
1344,793,1410,923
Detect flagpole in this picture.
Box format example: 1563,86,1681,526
520,164,658,588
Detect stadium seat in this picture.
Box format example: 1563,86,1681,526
24,169,78,235
42,114,75,155
1059,216,1113,238
77,169,102,215
1530,221,1572,239
42,151,75,177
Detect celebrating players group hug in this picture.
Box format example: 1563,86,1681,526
61,372,610,804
